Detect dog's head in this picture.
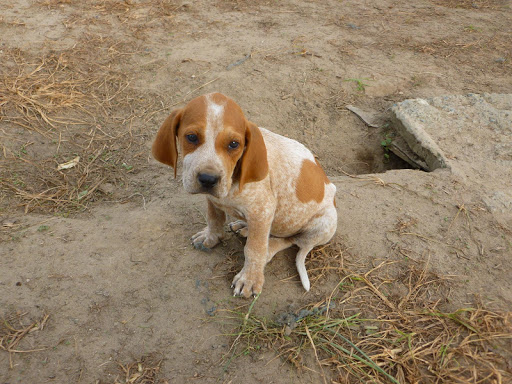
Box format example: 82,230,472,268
152,93,268,198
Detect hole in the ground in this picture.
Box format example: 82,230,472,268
298,106,434,177
318,129,416,177
347,145,413,175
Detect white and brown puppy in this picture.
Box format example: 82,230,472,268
152,93,337,298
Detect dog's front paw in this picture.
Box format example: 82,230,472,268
232,268,264,298
191,227,222,251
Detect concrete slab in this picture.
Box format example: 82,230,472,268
392,94,512,214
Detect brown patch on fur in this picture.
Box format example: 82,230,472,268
178,96,207,156
152,96,210,175
296,159,329,203
333,197,337,207
315,158,330,183
210,92,228,106
221,97,246,128
215,126,245,179
180,95,208,125
208,93,267,188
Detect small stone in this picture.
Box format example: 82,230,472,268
2,219,17,227
99,183,115,194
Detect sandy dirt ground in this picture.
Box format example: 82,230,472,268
1,0,511,383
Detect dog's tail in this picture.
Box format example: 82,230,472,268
296,248,311,291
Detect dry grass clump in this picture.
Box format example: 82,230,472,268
414,32,511,75
0,40,149,213
39,0,181,32
223,247,512,383
111,354,164,384
0,312,50,369
0,0,188,215
305,243,346,289
430,0,508,9
0,50,88,136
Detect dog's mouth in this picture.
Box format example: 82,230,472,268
186,182,227,199
194,187,219,196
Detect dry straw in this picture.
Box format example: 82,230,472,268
222,245,512,383
0,312,50,369
0,39,145,213
0,1,190,214
113,354,163,384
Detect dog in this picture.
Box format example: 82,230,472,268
152,93,337,298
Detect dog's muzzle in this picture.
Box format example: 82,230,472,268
197,172,220,190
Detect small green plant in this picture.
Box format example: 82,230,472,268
12,174,26,188
78,189,89,200
344,77,370,91
439,337,455,367
411,74,425,87
464,25,481,32
37,225,49,232
395,329,415,350
339,280,355,291
16,145,28,158
121,163,133,171
381,133,394,161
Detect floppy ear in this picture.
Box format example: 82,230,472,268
239,121,268,191
152,109,182,178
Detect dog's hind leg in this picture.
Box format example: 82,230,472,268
293,205,337,291
267,237,293,262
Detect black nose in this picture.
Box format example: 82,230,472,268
197,173,219,189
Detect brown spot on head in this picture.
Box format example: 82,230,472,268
177,95,208,158
295,159,330,203
207,93,268,190
214,121,246,183
152,95,209,176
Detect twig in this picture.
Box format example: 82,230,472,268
169,77,220,108
305,325,328,384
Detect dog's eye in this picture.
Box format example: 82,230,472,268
186,134,198,144
228,141,239,150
